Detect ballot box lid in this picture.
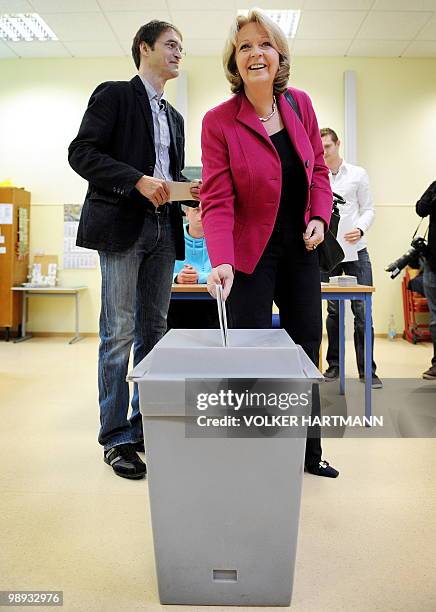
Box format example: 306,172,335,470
128,328,322,382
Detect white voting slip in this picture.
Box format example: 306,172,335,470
168,180,196,201
215,284,228,347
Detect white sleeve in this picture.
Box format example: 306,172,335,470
356,168,375,234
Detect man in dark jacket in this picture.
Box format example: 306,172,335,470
416,181,436,379
68,20,199,479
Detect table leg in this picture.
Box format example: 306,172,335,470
364,294,372,422
69,291,83,344
339,299,345,395
13,292,33,343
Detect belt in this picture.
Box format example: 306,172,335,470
144,202,170,216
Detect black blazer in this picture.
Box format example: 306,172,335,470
68,75,186,257
416,181,436,272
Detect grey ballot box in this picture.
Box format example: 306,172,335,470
128,328,323,607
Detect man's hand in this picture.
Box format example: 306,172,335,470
344,228,362,243
207,264,234,300
176,264,199,284
189,179,202,202
135,175,170,207
303,219,325,251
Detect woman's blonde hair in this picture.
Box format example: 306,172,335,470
223,8,290,95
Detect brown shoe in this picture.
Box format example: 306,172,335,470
422,365,436,380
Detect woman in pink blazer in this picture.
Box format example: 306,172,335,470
201,9,338,477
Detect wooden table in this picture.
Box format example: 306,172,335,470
172,283,375,419
11,286,87,344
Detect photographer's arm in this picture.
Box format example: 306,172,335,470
416,181,436,217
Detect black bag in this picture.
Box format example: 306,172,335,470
317,193,345,273
283,91,345,272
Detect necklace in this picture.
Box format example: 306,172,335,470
258,96,276,122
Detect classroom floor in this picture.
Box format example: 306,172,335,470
0,335,435,612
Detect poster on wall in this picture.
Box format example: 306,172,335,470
64,204,97,269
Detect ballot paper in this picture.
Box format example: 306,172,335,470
168,181,196,201
337,214,359,262
216,284,228,347
329,275,358,286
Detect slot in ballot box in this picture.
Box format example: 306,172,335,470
128,328,323,607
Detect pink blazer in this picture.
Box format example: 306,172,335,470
200,87,332,274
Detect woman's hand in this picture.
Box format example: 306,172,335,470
207,264,234,300
189,179,202,201
303,219,325,251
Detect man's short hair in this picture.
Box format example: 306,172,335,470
320,128,339,143
132,20,183,69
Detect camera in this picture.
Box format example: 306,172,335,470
385,237,428,279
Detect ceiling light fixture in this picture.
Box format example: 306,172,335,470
0,13,58,42
238,9,301,39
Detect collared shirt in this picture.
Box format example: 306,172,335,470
139,75,172,181
329,160,375,257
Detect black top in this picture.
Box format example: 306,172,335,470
416,180,436,272
269,128,307,232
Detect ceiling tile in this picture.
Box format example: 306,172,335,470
297,11,367,39
105,11,172,41
403,40,436,56
347,39,409,56
171,10,235,39
168,0,235,8
304,0,373,8
0,0,32,11
63,40,125,57
416,15,436,40
119,39,135,55
0,40,17,57
372,0,436,10
120,35,227,58
41,12,116,41
182,38,226,56
357,11,432,39
31,0,100,12
5,40,70,57
100,0,167,10
292,38,351,56
236,0,305,7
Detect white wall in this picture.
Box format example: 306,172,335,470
1,55,435,334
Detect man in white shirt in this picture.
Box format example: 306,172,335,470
320,128,382,389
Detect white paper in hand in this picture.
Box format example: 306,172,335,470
168,181,195,201
215,284,228,347
337,214,359,262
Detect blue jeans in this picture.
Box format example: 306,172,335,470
322,248,377,376
423,262,436,364
98,210,176,450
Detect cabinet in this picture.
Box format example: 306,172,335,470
0,187,31,338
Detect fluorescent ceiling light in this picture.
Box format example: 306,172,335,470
237,9,301,39
0,13,58,42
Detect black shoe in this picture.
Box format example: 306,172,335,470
133,440,145,453
305,460,339,478
359,374,383,389
104,444,146,480
422,365,436,380
323,366,339,381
